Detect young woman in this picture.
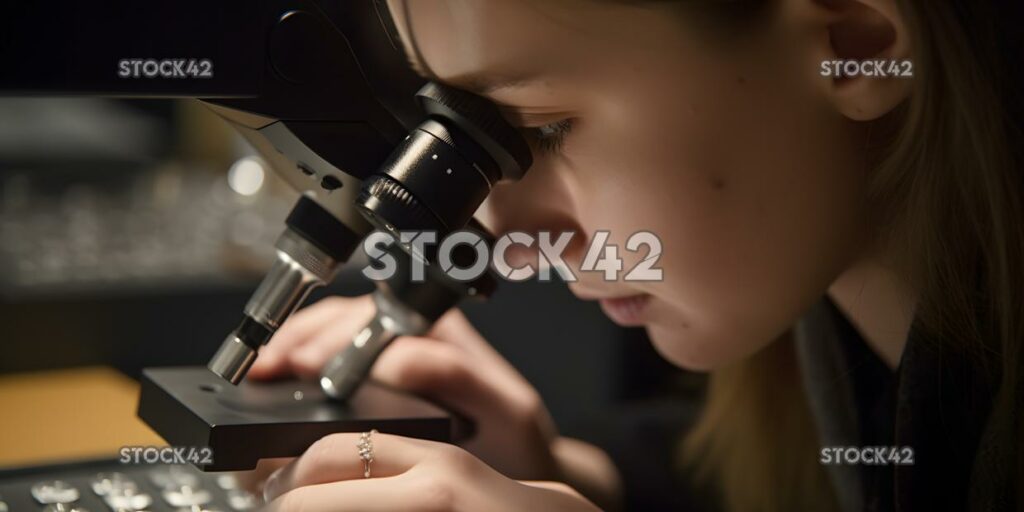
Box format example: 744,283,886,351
244,0,1023,510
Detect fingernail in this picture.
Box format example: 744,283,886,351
263,466,284,503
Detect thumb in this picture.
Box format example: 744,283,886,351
369,336,502,418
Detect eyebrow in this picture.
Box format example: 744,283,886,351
402,46,538,95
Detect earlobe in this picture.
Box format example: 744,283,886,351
815,0,913,121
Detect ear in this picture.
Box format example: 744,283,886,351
813,0,913,121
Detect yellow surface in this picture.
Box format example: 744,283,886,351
0,366,165,468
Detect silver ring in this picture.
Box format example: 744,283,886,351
357,429,377,478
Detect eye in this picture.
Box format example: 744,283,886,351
528,119,574,155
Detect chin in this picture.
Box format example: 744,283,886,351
645,324,723,372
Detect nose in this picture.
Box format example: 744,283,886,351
475,158,587,270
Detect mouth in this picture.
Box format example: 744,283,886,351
597,294,651,327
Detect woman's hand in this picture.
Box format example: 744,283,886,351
261,432,600,512
247,296,560,480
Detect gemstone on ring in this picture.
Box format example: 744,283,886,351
357,429,378,478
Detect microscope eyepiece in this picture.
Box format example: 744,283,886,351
357,82,532,239
416,82,532,180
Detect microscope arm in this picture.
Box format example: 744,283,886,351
0,0,429,382
1,0,426,221
2,0,530,391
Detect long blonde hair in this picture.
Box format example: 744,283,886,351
682,1,1024,510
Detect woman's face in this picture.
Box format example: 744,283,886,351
388,0,872,370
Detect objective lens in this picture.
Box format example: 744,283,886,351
208,196,364,385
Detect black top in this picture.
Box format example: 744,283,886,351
584,295,1011,511
798,297,1005,512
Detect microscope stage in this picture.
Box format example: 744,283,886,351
137,367,455,471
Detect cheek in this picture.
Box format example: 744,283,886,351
567,59,869,369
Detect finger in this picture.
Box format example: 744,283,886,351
370,335,536,421
427,308,492,355
265,475,413,512
520,480,587,498
520,482,601,511
369,335,475,398
385,329,538,407
428,309,520,372
249,298,349,378
266,472,588,512
249,296,371,379
262,432,432,502
232,457,293,495
287,298,376,377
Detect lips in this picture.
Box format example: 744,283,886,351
597,294,651,327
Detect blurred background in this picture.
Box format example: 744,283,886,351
0,98,706,509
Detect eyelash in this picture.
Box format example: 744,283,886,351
529,119,574,155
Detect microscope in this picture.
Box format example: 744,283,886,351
1,0,532,471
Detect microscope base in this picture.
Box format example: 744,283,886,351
137,367,454,471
